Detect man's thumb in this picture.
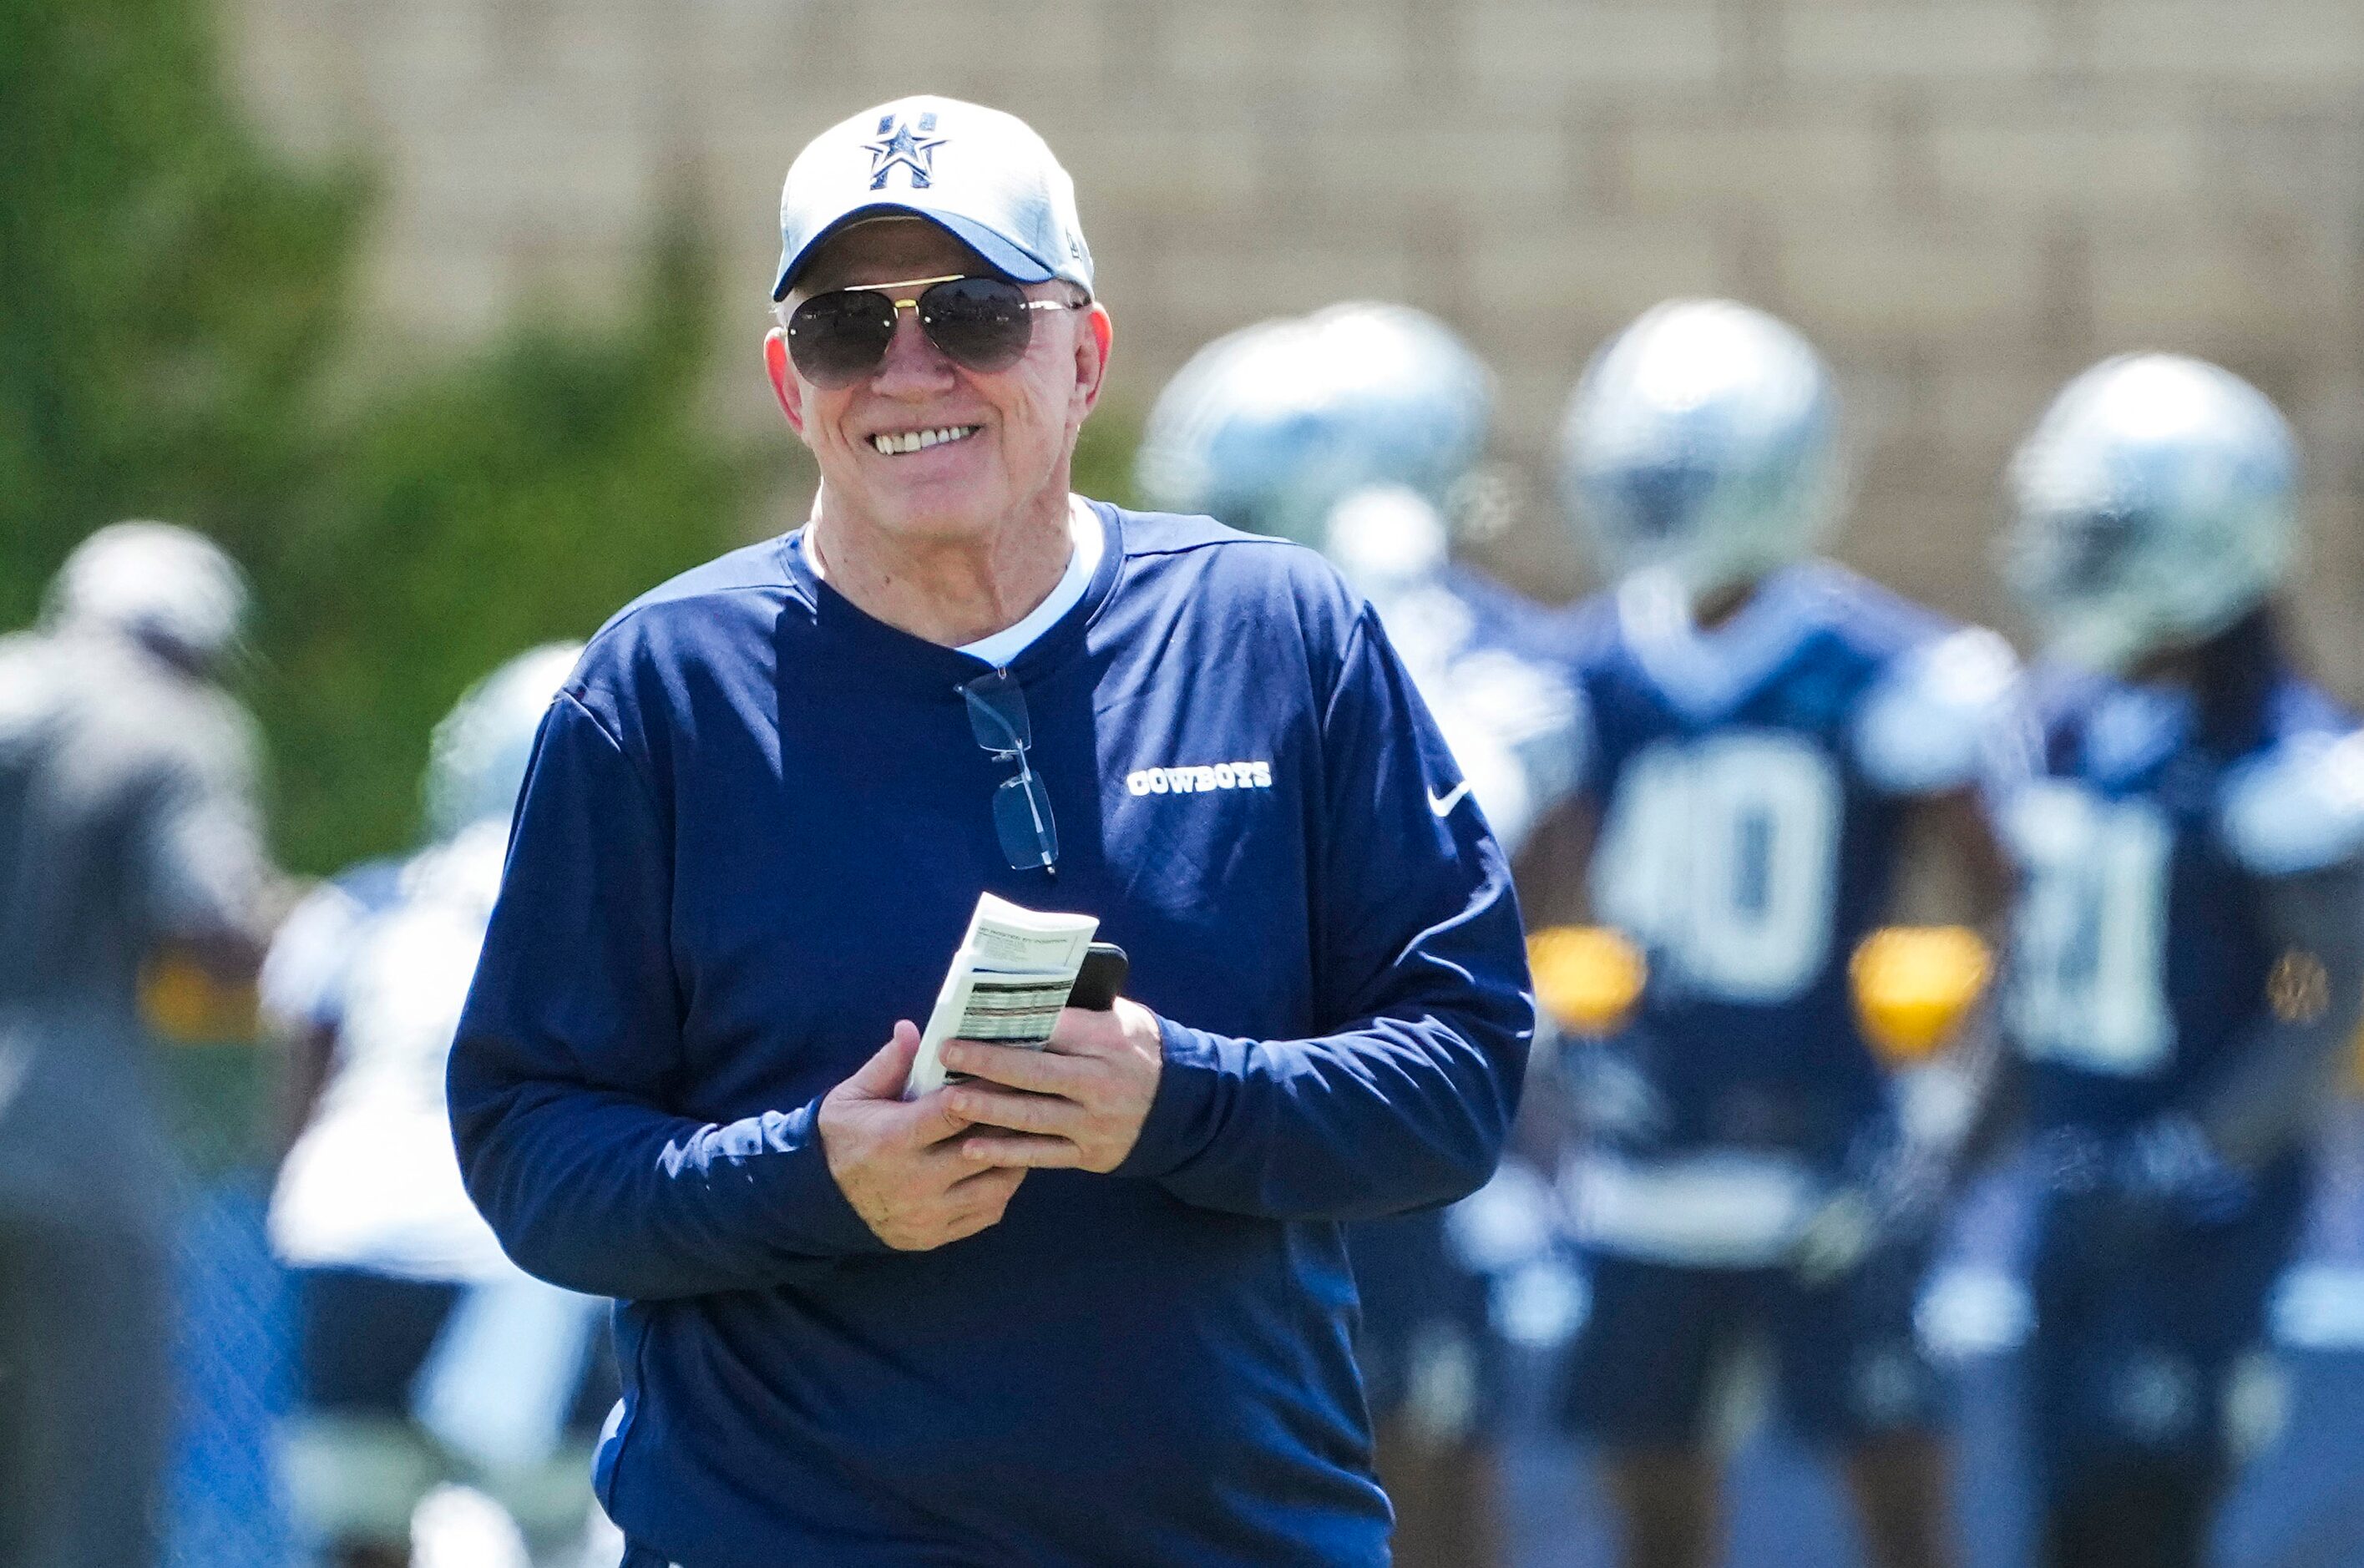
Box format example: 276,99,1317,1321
840,1020,921,1100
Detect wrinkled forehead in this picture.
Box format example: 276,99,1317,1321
790,216,996,298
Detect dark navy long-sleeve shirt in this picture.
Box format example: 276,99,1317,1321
448,503,1532,1567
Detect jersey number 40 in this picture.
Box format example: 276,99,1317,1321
1592,731,1840,1004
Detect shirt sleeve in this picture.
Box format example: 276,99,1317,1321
2192,728,2364,1166
2187,856,2364,1170
447,690,888,1302
1113,606,1535,1221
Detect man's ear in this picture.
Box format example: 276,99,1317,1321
1073,304,1114,418
765,329,804,434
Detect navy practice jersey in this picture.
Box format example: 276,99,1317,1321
447,503,1531,1568
2001,666,2364,1136
1557,564,2016,1261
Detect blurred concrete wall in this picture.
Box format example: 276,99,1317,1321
229,0,2364,669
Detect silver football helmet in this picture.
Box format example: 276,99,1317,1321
1560,300,1843,599
43,520,250,675
2004,354,2297,674
1135,302,1494,549
423,643,584,843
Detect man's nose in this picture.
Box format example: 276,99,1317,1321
871,306,957,392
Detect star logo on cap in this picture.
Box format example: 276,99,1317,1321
864,113,945,192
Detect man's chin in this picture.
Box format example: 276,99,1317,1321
831,466,1066,545
853,488,1011,546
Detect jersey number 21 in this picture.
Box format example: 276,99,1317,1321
2006,784,2174,1075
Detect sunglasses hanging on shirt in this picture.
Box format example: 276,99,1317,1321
785,275,1087,388
960,667,1059,874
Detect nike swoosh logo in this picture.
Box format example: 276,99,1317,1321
1428,781,1472,817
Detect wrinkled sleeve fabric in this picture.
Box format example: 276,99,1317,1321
1116,605,1534,1221
448,690,887,1302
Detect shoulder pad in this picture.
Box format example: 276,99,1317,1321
1803,563,1947,658
2220,728,2364,875
256,857,410,1034
1853,628,2022,795
257,881,367,1035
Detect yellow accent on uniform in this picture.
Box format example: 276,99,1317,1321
2265,948,2331,1025
1529,925,1647,1036
1850,925,1991,1064
140,953,259,1044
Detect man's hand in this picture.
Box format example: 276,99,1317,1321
941,998,1164,1173
818,1021,1026,1251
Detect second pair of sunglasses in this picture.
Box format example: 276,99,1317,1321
785,274,1086,388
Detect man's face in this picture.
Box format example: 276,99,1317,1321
768,219,1111,545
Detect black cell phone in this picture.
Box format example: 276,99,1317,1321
1066,943,1129,1011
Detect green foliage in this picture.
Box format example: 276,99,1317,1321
0,0,366,624
266,229,765,871
1072,399,1142,512
0,0,765,875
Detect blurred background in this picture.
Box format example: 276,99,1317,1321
8,0,2364,1563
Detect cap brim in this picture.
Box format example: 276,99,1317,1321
772,204,1057,301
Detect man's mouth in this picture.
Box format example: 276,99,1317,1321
869,425,980,458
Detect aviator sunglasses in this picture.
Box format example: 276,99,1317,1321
783,274,1087,388
959,667,1058,874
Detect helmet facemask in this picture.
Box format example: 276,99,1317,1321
2005,355,2296,675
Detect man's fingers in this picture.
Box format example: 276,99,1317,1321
1045,1004,1128,1055
932,1168,1025,1245
948,1162,1025,1199
959,1131,1086,1169
949,1085,1085,1138
838,1020,923,1101
902,1085,979,1146
941,1040,1093,1097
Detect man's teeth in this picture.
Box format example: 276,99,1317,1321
870,425,980,456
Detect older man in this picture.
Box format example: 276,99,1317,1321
448,96,1531,1567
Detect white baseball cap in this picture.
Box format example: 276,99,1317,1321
772,96,1094,301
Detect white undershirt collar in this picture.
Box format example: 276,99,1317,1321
957,496,1103,667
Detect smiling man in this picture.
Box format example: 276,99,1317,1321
446,97,1531,1567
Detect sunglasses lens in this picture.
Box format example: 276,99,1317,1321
993,771,1059,870
962,670,1033,751
785,291,898,387
922,277,1035,374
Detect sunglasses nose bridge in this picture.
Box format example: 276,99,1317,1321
872,303,960,383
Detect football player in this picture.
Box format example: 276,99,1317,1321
262,644,617,1568
1138,302,1579,1568
1136,301,1577,862
0,522,285,1568
1546,299,2016,1568
1994,354,2364,1568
